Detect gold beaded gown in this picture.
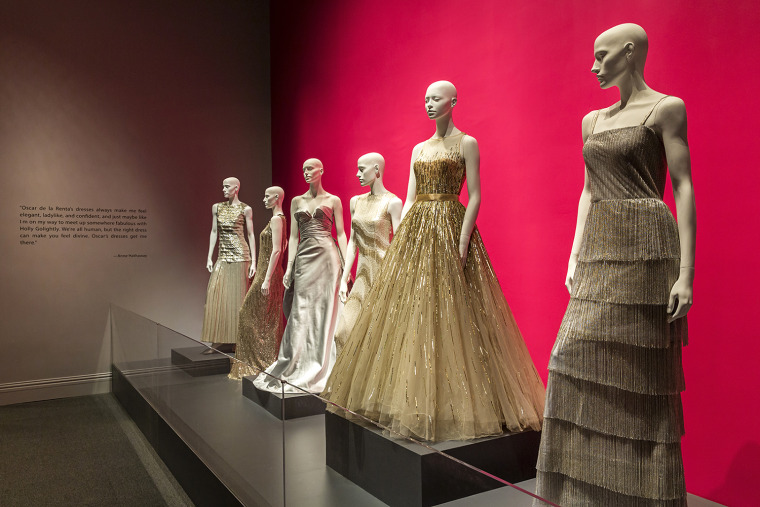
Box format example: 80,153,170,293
333,192,397,353
201,201,251,344
322,132,545,442
229,214,287,380
535,98,688,506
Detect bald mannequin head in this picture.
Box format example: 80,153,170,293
302,158,324,185
595,23,649,74
263,186,284,209
222,177,241,199
303,158,323,170
358,152,385,177
425,80,458,119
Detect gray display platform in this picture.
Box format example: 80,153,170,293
241,375,326,420
325,410,541,507
170,346,231,377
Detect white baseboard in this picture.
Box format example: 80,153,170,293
0,372,111,406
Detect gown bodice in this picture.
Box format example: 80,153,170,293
583,125,667,201
414,132,467,195
351,192,395,270
217,201,251,262
254,214,286,276
295,206,334,239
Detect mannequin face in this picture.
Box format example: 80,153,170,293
263,190,279,209
222,179,239,199
425,83,457,119
591,36,631,89
356,161,379,187
303,162,323,184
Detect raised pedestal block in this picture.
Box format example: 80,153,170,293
170,346,231,377
241,375,326,420
325,410,540,507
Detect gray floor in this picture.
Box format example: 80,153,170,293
120,361,726,507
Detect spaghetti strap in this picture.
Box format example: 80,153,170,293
641,95,671,125
589,110,601,135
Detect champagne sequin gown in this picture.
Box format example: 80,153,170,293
535,98,688,506
229,214,287,380
201,201,251,344
322,133,545,442
253,205,341,393
333,192,397,352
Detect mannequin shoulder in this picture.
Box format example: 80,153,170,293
581,110,599,139
656,96,687,127
387,194,403,211
211,202,220,213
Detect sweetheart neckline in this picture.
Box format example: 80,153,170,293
295,205,332,217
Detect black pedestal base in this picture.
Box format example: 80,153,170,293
241,376,326,420
325,410,540,507
170,346,231,377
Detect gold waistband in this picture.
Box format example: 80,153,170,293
416,193,459,202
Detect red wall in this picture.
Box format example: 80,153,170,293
271,1,760,505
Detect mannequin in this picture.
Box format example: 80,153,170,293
229,186,288,379
535,24,695,507
253,159,347,393
322,81,545,442
200,177,255,352
333,153,401,352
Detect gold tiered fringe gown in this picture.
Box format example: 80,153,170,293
322,132,545,442
201,201,251,344
333,192,397,353
229,214,287,379
535,99,688,506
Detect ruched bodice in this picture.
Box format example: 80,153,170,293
414,133,467,195
583,126,667,201
217,201,251,262
295,206,334,239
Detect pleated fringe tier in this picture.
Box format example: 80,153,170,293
535,198,687,506
200,260,251,344
322,198,546,442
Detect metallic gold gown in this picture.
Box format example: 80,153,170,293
535,99,688,506
322,133,545,442
333,191,397,352
201,201,251,344
229,214,287,380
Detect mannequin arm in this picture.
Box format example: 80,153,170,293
244,205,257,278
283,197,300,289
661,97,695,322
332,195,348,263
459,135,481,266
565,111,599,293
261,216,284,296
387,196,403,234
401,144,423,220
339,196,358,302
206,203,219,272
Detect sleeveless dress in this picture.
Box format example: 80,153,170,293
322,133,546,442
201,201,251,344
229,214,287,380
253,205,341,393
333,191,397,353
535,98,688,506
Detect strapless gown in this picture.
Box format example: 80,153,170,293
229,214,287,379
254,206,341,393
535,100,688,506
322,133,545,442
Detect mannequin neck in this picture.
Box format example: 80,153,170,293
227,194,241,205
617,72,650,108
271,203,284,216
433,115,458,139
367,178,387,195
306,181,326,197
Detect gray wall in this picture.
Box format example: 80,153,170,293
0,0,271,403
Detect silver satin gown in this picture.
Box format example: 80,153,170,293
253,205,342,393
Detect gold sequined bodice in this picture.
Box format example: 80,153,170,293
253,214,286,282
414,132,467,195
217,201,251,262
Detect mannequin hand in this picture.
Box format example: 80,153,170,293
667,272,694,323
459,240,469,268
261,279,270,296
248,263,256,279
565,255,578,294
283,268,292,289
206,258,213,273
339,279,349,303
